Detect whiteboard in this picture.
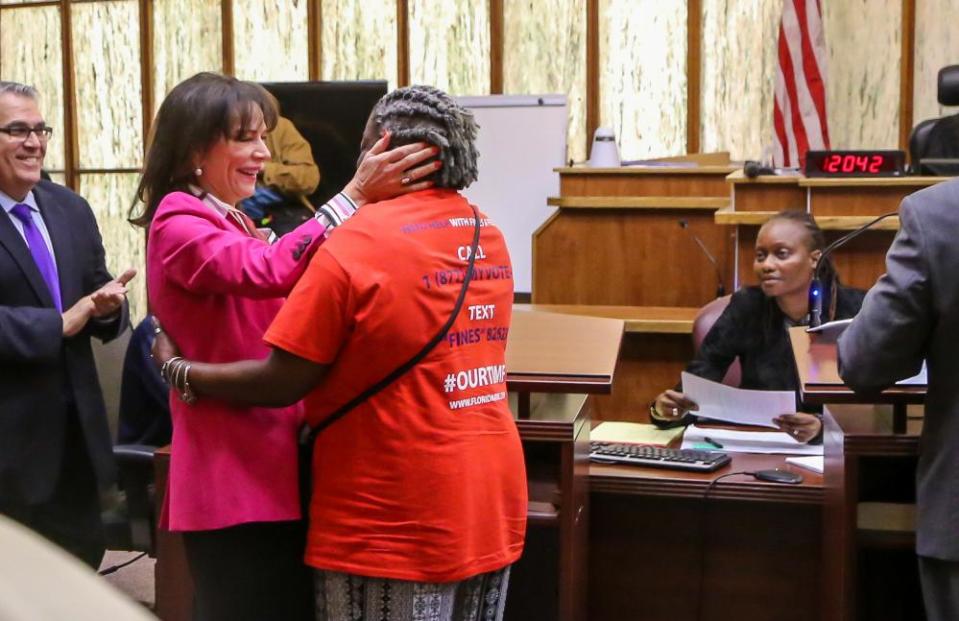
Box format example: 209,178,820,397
457,94,567,293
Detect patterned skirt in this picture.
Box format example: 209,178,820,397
314,565,511,621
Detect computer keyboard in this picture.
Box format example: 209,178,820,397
589,442,731,472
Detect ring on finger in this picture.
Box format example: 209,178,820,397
671,407,679,418
401,176,412,185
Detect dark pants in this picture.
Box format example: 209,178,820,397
182,519,313,621
919,555,959,621
0,407,105,569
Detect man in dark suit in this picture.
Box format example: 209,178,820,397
838,178,959,620
0,81,135,569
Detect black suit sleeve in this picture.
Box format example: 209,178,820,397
0,306,63,364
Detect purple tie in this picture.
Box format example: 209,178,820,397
10,203,62,311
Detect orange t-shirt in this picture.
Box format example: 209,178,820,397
264,189,527,583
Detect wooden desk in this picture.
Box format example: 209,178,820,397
503,309,621,621
722,171,950,291
822,404,923,621
536,165,737,309
512,304,700,423
534,165,737,420
788,329,926,619
788,326,926,432
589,452,823,621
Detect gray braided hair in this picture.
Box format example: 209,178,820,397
369,85,479,190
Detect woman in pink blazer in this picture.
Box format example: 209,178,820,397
129,72,439,621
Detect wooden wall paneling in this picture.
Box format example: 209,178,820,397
591,333,694,422
138,0,153,150
730,183,805,213
532,210,732,307
396,0,409,86
808,185,925,217
220,0,234,76
585,0,599,160
558,169,736,198
307,0,321,80
60,0,78,189
589,492,821,621
899,0,916,153
827,232,896,293
686,0,701,154
489,0,503,94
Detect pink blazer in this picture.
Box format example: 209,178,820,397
148,191,327,531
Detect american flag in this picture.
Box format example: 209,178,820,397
773,0,830,168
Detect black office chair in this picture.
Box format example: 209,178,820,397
908,64,959,173
104,444,157,555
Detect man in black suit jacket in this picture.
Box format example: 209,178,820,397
0,81,134,569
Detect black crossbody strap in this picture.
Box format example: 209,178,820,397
304,203,482,442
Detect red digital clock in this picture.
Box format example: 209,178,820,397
805,150,906,177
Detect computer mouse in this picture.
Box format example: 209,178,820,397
752,469,804,484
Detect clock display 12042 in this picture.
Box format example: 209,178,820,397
805,150,905,177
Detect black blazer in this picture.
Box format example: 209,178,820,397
688,285,866,410
654,285,866,435
0,180,128,505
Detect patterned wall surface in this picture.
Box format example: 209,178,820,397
823,0,901,150
0,5,66,171
599,0,687,160
79,173,146,322
503,0,587,162
234,0,309,82
321,0,397,86
914,0,959,123
72,0,144,168
152,0,223,115
409,0,490,95
700,0,782,161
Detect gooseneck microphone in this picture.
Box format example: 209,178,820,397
807,211,899,327
678,220,726,298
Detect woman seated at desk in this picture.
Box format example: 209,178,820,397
651,210,865,443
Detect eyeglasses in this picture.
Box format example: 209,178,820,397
0,124,54,141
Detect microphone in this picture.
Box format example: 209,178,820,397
678,220,726,298
744,160,775,178
807,211,899,327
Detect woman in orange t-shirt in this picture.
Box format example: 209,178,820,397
155,85,526,621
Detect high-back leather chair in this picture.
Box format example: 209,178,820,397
692,295,741,387
909,65,959,173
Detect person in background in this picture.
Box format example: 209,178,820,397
129,72,438,621
241,114,320,235
153,84,527,621
117,314,171,447
0,80,135,569
651,210,865,443
838,179,959,621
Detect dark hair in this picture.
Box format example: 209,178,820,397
763,209,841,320
366,85,479,190
128,72,278,228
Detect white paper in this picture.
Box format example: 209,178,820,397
785,456,824,474
681,372,794,429
896,362,927,386
805,318,853,338
681,425,823,456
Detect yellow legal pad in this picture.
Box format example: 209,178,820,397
591,421,685,446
